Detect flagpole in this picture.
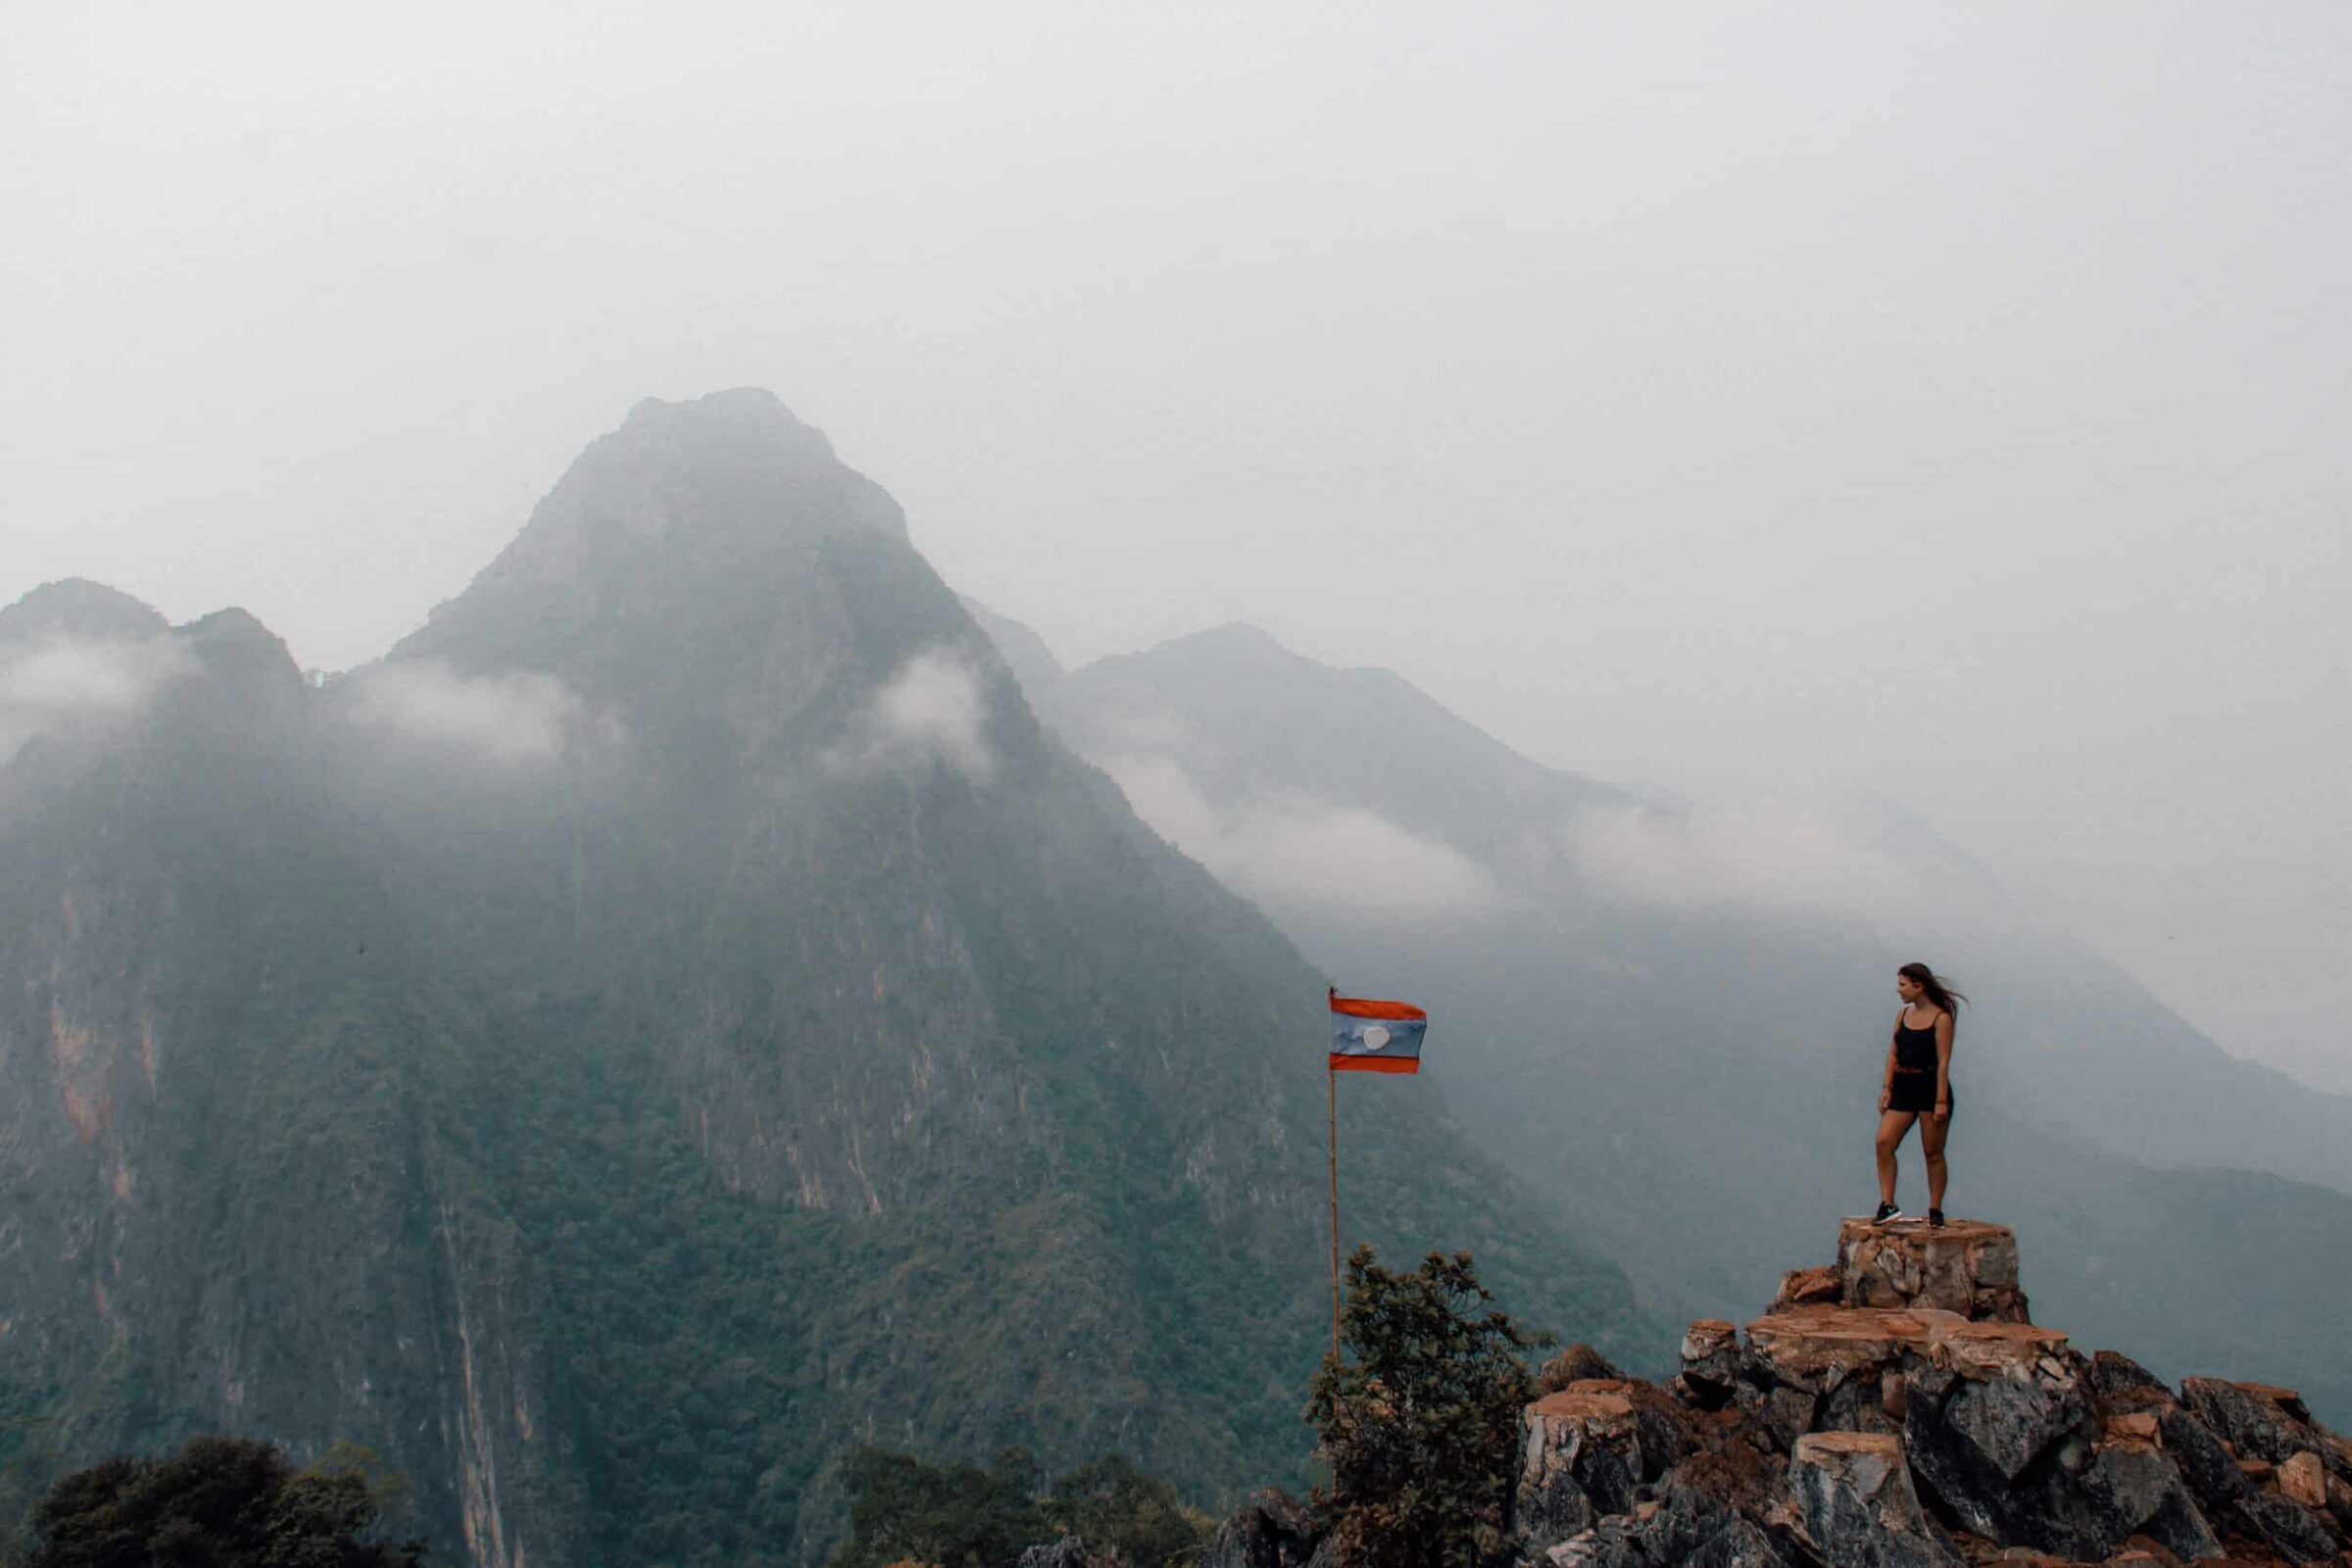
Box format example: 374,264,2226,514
1328,1060,1342,1364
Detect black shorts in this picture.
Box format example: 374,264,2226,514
1888,1071,1951,1115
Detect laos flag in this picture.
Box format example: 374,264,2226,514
1329,990,1429,1075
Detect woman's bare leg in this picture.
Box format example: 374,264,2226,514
1876,1111,1916,1205
1922,1110,1950,1212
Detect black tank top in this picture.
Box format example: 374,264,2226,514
1894,1012,1939,1072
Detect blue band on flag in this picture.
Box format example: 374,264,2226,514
1330,1015,1427,1060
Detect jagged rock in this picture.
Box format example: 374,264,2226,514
2180,1380,2346,1482
1771,1266,1844,1315
1519,1383,1636,1545
2156,1403,2254,1520
1894,1332,2167,1561
1541,1344,1628,1393
1821,1366,1907,1438
2087,1351,2174,1408
2237,1492,2340,1564
1944,1373,2087,1483
1202,1490,1323,1568
2279,1451,2329,1510
1680,1319,1744,1408
1833,1219,2030,1323
2079,1436,2224,1562
1788,1432,1961,1568
1535,1473,1797,1568
1516,1381,1690,1552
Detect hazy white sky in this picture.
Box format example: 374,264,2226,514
6,2,2347,1090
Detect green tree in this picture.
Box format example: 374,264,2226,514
1046,1453,1211,1566
22,1437,422,1568
828,1447,1049,1568
1305,1247,1538,1568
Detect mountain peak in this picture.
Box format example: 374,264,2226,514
175,607,301,685
618,386,813,442
395,392,910,675
1168,621,1289,656
0,578,169,644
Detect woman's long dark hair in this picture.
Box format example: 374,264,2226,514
1898,961,1968,1022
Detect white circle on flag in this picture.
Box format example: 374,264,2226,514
1362,1025,1393,1052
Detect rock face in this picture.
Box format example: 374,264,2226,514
1501,1222,2352,1568
1788,1433,1959,1568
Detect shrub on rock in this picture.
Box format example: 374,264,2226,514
1306,1247,1536,1568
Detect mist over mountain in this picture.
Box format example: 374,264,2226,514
973,610,2352,1425
0,392,1650,1566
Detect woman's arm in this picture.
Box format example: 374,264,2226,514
1934,1012,1955,1116
1882,1038,1897,1111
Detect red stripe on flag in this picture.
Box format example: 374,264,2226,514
1329,1054,1421,1075
1329,995,1427,1022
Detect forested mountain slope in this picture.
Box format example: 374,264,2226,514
0,392,1651,1566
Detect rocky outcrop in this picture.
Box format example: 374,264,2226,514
1768,1220,2028,1324
1506,1221,2352,1568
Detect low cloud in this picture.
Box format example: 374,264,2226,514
342,662,594,768
1104,754,1498,922
1564,799,1924,917
828,650,998,783
0,635,193,760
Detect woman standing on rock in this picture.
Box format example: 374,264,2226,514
1873,961,1965,1228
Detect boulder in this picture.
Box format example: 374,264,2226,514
2079,1436,2224,1562
2280,1451,2330,1511
1788,1432,1961,1568
1834,1218,2031,1323
2236,1492,2341,1564
1943,1372,2083,1483
2087,1350,2175,1410
2180,1379,2352,1491
1770,1266,1844,1314
1679,1319,1743,1408
2156,1404,2254,1520
1898,1349,2124,1559
1518,1383,1644,1551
